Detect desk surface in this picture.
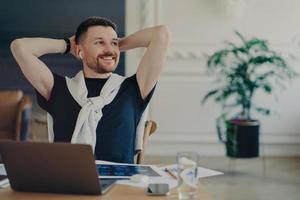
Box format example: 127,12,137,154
0,184,211,200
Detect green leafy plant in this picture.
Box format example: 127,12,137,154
202,31,297,121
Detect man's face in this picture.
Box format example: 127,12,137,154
79,26,120,73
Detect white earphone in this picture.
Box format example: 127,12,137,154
79,52,83,59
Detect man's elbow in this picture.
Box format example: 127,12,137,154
10,38,26,54
156,25,171,43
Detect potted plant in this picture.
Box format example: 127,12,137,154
202,31,297,158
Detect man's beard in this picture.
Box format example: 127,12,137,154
85,54,118,73
87,63,115,73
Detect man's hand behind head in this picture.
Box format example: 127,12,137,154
69,36,80,60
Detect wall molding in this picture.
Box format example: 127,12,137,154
146,142,300,156
147,132,300,156
149,131,300,144
167,49,205,60
167,43,300,60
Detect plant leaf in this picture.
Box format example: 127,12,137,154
255,107,271,115
201,89,220,104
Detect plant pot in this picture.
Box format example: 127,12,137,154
225,119,260,158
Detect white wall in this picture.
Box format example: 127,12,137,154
126,0,300,156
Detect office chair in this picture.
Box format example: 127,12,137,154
0,90,32,141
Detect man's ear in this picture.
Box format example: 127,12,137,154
75,46,83,59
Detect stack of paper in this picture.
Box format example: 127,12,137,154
0,164,9,189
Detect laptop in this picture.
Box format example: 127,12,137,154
0,141,116,195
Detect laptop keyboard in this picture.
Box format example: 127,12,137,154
99,179,117,191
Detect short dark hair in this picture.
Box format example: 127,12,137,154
75,16,117,44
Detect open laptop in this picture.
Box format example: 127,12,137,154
0,141,116,195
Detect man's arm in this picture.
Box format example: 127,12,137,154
10,38,68,100
118,25,170,99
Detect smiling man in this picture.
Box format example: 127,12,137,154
10,17,170,163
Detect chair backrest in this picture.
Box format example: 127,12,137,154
0,90,23,133
30,117,157,164
0,90,32,141
136,120,157,164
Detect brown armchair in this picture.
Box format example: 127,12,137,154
0,90,32,141
136,120,157,164
31,118,158,164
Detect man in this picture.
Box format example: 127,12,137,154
10,17,170,163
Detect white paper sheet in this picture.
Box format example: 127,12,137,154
0,164,6,176
160,164,224,179
0,164,9,188
0,179,9,188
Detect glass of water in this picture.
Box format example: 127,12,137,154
177,151,199,199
